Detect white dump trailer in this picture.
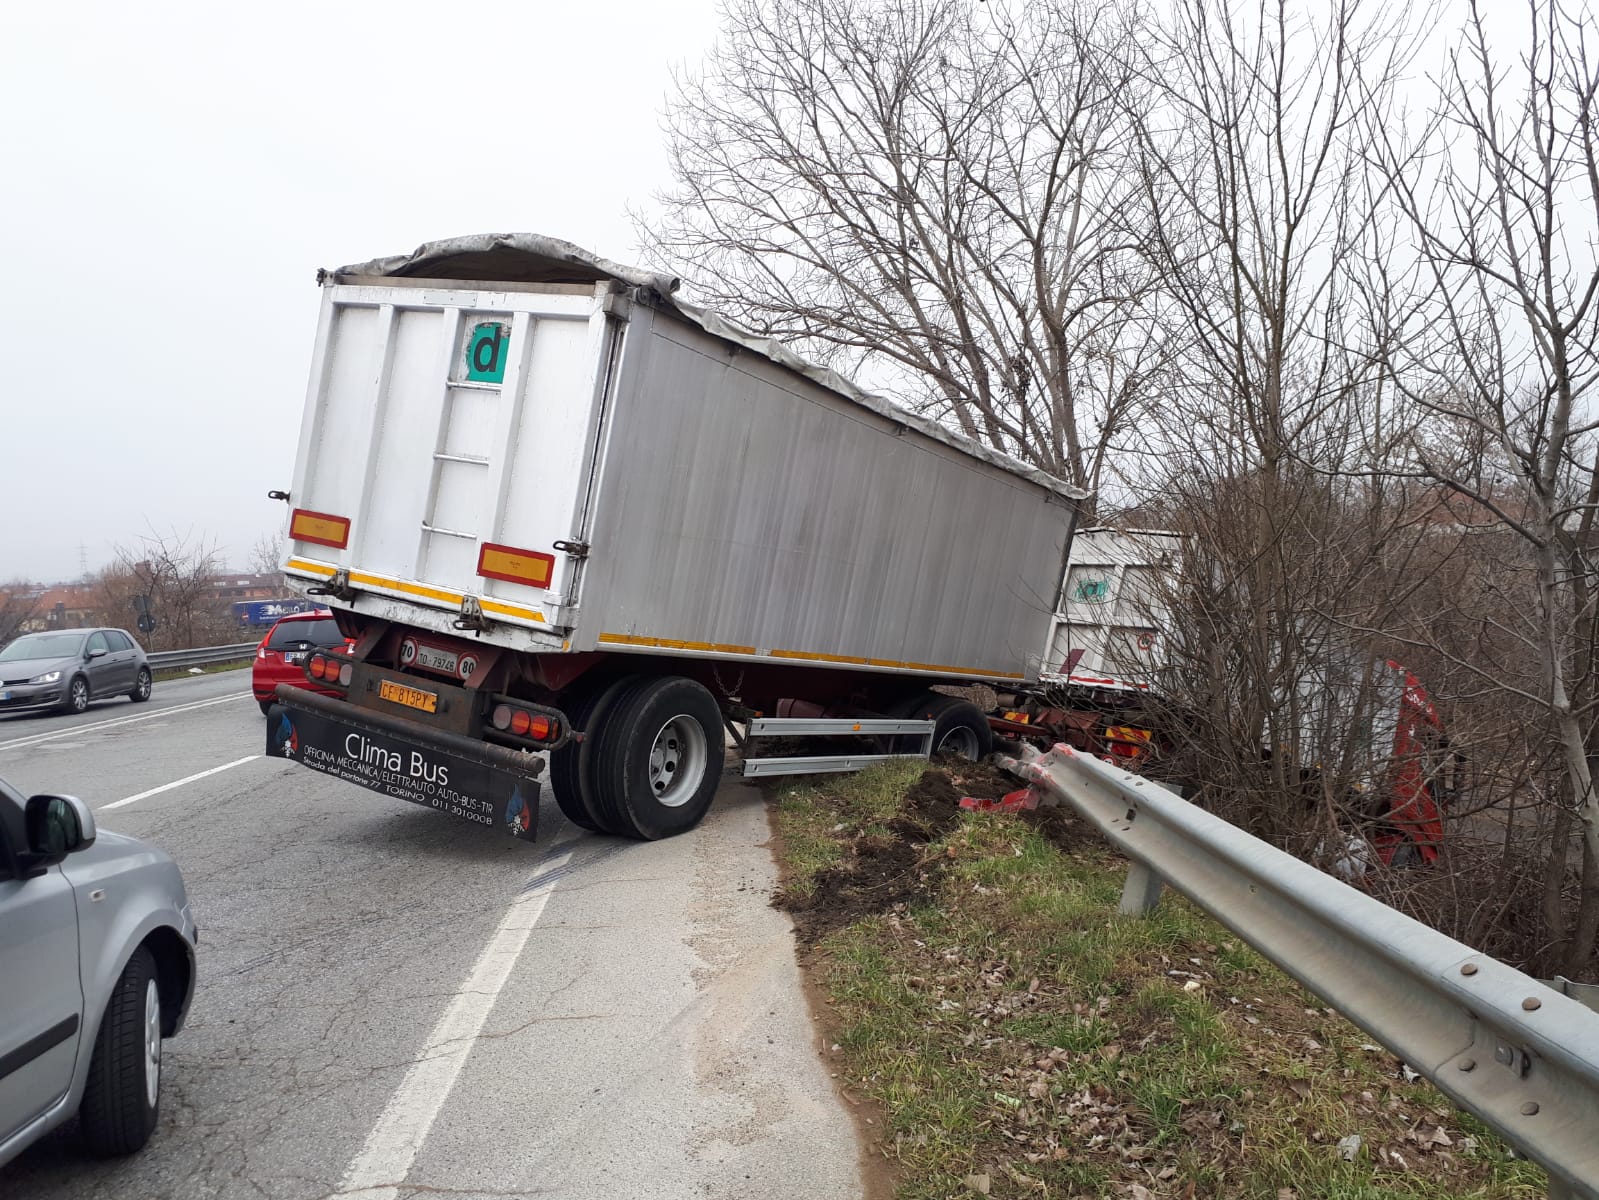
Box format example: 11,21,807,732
266,234,1082,841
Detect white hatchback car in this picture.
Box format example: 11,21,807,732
0,775,196,1168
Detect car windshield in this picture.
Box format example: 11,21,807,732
266,618,344,651
0,632,86,661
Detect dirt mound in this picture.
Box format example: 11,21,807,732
935,756,1027,801
772,760,1094,948
779,766,968,946
1020,802,1093,848
782,838,940,946
884,767,964,838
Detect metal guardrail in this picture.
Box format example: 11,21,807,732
147,642,258,671
1002,743,1599,1200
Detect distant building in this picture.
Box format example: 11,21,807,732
22,585,99,632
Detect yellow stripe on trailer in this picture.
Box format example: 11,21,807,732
602,634,1024,679
282,559,547,625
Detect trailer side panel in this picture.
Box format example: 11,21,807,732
570,306,1070,682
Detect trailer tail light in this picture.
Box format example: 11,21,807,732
306,654,353,689
1105,725,1153,762
490,703,561,745
477,542,555,589
289,508,351,549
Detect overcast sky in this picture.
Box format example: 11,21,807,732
0,0,721,583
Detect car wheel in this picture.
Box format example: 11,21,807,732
129,668,152,703
80,946,162,1156
63,675,91,715
589,676,724,840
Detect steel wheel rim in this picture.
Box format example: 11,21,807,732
647,715,707,808
71,679,88,710
937,726,981,760
143,977,161,1109
136,671,151,699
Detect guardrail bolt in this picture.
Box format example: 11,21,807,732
1522,997,1541,1011
1520,1101,1539,1116
1458,1059,1476,1071
1460,963,1478,976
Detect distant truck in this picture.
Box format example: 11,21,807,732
265,233,1082,842
233,598,320,627
997,528,1451,867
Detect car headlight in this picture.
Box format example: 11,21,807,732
28,670,61,684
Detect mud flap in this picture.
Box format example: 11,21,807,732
266,696,542,841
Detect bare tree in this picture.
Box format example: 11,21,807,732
0,582,39,648
249,530,284,577
103,528,227,652
1129,0,1426,473
646,0,1168,495
1109,0,1431,854
1369,0,1599,973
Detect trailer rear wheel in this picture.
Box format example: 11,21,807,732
549,676,643,835
895,692,993,761
590,676,724,840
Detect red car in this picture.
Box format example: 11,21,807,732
252,611,353,714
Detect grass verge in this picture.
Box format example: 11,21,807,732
771,761,1547,1200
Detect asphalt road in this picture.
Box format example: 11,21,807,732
0,671,865,1200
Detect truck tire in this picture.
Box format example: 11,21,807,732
895,692,993,761
80,946,162,1156
548,676,644,835
589,676,724,840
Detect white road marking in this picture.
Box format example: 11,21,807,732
98,755,261,810
338,833,580,1200
0,692,252,753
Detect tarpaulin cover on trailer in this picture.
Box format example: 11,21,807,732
326,232,1087,503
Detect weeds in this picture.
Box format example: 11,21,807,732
773,763,1547,1199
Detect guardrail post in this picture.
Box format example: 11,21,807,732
1119,861,1164,915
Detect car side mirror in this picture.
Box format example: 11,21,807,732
87,647,107,660
22,794,97,871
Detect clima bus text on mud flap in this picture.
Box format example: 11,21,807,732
265,686,545,840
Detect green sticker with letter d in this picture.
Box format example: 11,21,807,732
466,321,510,383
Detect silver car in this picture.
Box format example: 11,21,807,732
0,776,196,1167
0,629,153,715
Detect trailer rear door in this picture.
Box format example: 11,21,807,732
283,283,618,635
